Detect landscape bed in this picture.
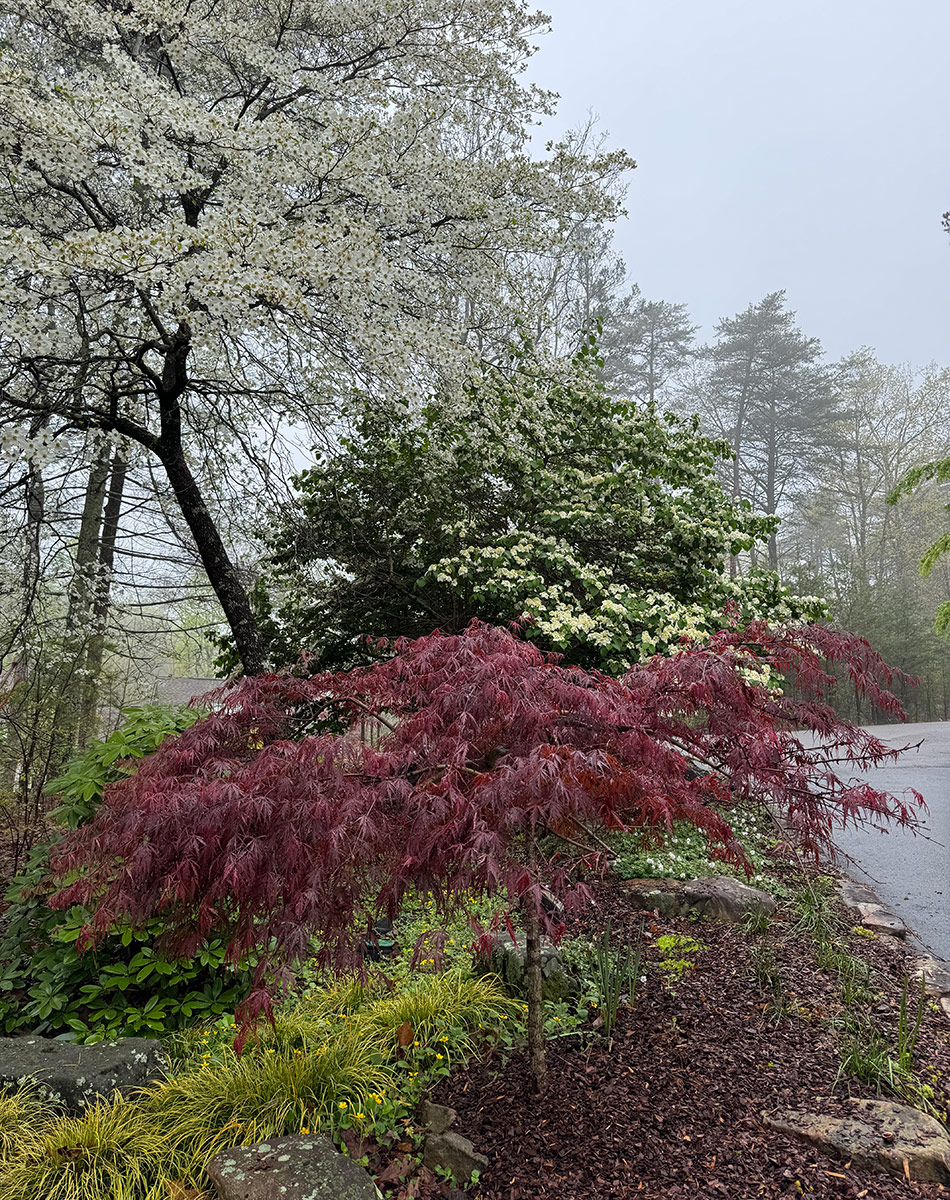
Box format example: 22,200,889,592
2,811,950,1199
434,864,950,1199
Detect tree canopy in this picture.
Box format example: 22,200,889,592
54,619,921,1086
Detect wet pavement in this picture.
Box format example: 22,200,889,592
831,721,950,960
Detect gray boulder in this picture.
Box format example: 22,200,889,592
624,886,688,918
422,1131,488,1183
682,876,775,922
479,932,578,1001
915,955,950,997
418,1099,457,1135
764,1099,950,1183
624,876,775,923
0,1035,165,1112
206,1134,379,1200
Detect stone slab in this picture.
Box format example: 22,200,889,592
206,1134,379,1200
0,1035,165,1112
764,1099,950,1183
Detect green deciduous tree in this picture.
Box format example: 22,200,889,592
783,352,950,720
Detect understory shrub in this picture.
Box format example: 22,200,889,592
0,705,251,1040
611,808,778,886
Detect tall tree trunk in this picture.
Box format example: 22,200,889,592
728,355,755,578
522,836,547,1094
154,330,266,677
53,445,112,763
157,441,265,675
766,396,779,571
77,451,127,745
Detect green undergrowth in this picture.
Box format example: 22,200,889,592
0,970,519,1199
0,704,250,1044
610,806,781,890
786,874,943,1117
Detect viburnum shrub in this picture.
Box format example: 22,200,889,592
52,621,920,1090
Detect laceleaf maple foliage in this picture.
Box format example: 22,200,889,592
52,621,920,1035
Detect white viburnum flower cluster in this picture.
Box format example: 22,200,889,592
0,0,632,436
424,529,827,671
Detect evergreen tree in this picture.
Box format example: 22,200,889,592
689,292,834,570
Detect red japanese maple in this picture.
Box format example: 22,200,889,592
52,621,921,1086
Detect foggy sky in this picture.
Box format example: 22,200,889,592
530,0,950,364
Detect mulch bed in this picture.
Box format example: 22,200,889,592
423,869,950,1200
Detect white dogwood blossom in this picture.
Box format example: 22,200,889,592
0,0,631,670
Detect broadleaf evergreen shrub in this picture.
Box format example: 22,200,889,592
0,704,251,1040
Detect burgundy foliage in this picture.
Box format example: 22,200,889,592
51,621,922,1026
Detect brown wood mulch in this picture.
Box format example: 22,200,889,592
421,870,950,1200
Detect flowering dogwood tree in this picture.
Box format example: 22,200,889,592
0,0,630,672
53,621,920,1090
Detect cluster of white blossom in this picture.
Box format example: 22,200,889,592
0,425,65,466
0,0,631,434
424,523,826,670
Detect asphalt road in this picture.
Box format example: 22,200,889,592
831,720,950,961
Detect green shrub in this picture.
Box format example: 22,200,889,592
45,705,201,830
0,705,251,1041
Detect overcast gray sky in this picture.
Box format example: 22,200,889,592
529,0,950,364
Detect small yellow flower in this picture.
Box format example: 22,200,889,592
338,1101,348,1110
355,1112,365,1120
300,1127,310,1135
436,1053,444,1061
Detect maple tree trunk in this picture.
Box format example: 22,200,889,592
523,837,547,1094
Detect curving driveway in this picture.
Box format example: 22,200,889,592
832,721,950,960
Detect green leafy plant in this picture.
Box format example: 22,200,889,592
655,934,705,985
0,704,249,1040
593,921,643,1047
45,705,200,829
